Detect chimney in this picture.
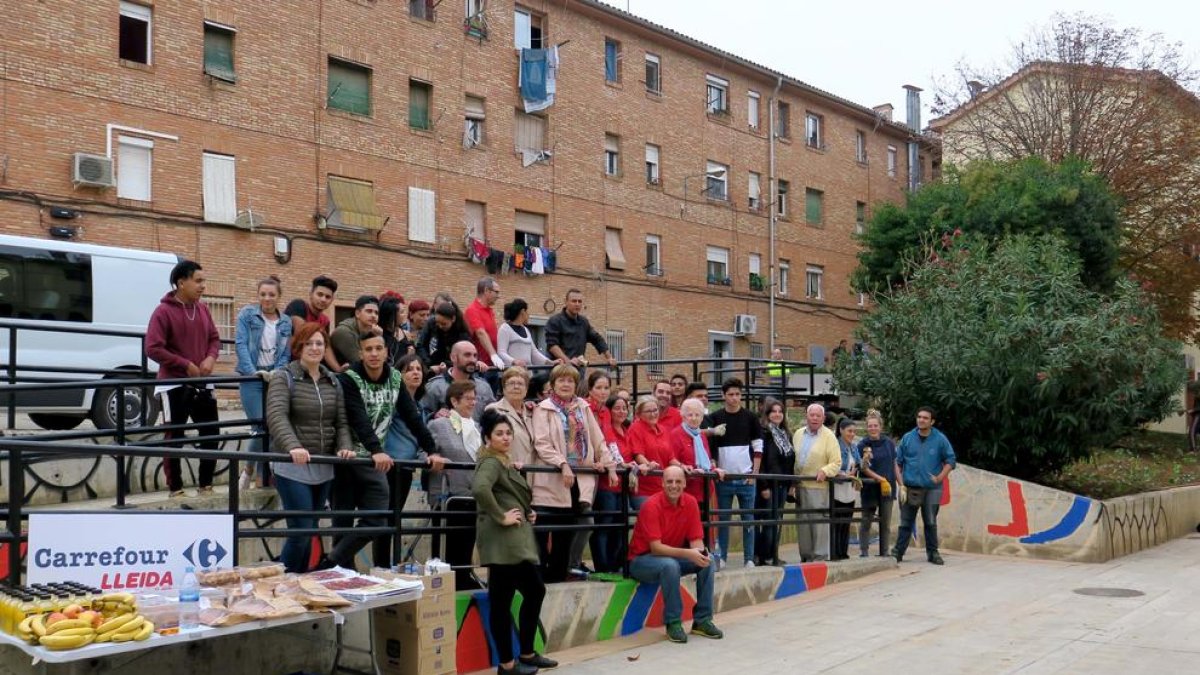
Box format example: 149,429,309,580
872,103,893,122
903,84,922,132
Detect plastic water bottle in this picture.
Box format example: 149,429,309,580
178,566,200,630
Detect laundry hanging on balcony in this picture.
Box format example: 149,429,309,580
520,46,559,113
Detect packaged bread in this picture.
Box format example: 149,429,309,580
237,562,285,580
197,568,241,587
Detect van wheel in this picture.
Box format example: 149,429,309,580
90,378,159,430
28,414,86,431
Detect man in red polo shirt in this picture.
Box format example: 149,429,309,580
628,465,723,643
465,276,504,370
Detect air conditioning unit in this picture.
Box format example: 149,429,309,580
733,314,757,336
73,153,114,188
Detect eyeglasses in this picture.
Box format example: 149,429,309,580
504,380,527,389
302,340,325,349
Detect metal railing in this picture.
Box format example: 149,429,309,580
0,363,870,585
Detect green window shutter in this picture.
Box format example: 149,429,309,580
409,82,431,129
806,189,823,224
203,26,236,82
328,60,371,116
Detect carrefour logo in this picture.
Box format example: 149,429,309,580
183,538,229,568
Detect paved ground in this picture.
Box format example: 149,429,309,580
536,536,1200,674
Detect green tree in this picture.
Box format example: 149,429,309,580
835,235,1181,480
853,157,1121,294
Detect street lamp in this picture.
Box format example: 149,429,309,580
680,168,727,218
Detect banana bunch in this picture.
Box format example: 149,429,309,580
93,593,138,617
14,610,154,650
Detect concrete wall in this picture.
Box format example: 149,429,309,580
933,464,1200,563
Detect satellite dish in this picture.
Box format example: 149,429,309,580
234,209,264,231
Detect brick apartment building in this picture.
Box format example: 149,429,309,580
0,0,936,375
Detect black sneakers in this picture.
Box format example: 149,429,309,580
519,653,558,670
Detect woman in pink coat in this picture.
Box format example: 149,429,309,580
530,364,618,582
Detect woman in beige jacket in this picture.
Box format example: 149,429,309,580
486,367,536,466
530,364,618,582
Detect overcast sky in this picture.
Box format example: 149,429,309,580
603,0,1199,121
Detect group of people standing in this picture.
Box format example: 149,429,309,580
145,260,956,672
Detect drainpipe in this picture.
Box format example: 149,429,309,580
768,75,783,353
904,85,922,192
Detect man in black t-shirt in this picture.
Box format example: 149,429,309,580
284,274,341,369
706,378,763,569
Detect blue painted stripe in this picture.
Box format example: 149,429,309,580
1020,495,1092,544
774,565,808,599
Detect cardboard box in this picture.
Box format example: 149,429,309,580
374,629,456,675
373,601,457,675
371,569,456,626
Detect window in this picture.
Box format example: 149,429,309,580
645,332,666,376
604,134,620,176
201,152,237,224
779,260,790,296
409,80,432,130
705,161,728,200
805,112,822,148
465,200,486,240
119,2,151,64
514,7,544,50
748,253,764,291
645,234,662,276
706,246,730,284
515,210,546,249
605,228,626,271
408,187,436,243
465,0,486,37
748,91,760,130
645,144,660,184
515,111,547,152
858,292,866,307
410,0,435,21
116,136,152,201
0,245,93,323
202,22,236,82
855,130,867,163
706,75,729,115
777,101,791,139
887,146,898,177
777,180,790,219
856,201,867,235
805,188,823,225
604,38,621,83
748,172,762,210
206,295,235,356
327,58,371,116
645,53,661,94
464,95,485,148
606,330,626,363
326,176,386,231
806,265,824,299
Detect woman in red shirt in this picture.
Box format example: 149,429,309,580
584,371,612,434
668,398,726,503
591,394,638,573
627,395,674,512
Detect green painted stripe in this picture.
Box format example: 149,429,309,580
455,591,472,627
596,578,637,641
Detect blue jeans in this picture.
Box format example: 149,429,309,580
716,480,756,562
238,380,270,479
895,486,941,558
590,490,626,573
629,554,714,625
273,474,331,572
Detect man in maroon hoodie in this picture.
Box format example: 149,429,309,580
145,260,222,498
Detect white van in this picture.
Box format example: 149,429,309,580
0,234,180,430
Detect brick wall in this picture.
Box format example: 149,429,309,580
0,0,931,366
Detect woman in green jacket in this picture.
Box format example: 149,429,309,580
473,409,556,675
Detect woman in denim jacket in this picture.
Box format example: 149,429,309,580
235,275,292,487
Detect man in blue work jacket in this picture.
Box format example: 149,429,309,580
892,406,956,565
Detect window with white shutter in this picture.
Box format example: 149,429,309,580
465,200,486,240
117,136,152,201
201,152,237,224
408,187,437,243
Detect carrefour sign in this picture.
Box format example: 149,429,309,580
28,513,234,589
